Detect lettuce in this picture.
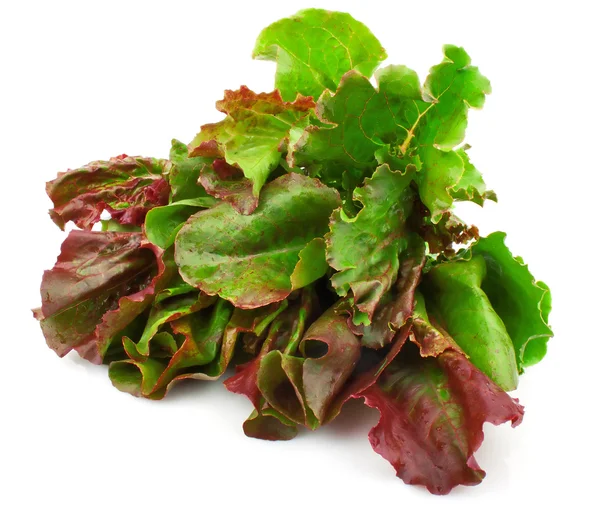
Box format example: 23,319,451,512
35,8,553,495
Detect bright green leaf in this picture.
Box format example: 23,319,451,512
451,147,497,206
145,198,215,249
253,8,386,101
416,146,464,223
168,139,213,202
472,232,553,368
290,237,328,291
419,45,491,150
422,255,519,391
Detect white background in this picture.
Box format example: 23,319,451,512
1,1,598,511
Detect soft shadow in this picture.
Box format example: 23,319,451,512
161,378,221,401
64,351,108,376
162,365,238,402
326,397,381,436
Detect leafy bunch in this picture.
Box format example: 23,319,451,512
36,9,552,495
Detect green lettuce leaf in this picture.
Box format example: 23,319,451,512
471,232,553,368
417,46,491,150
294,69,416,188
257,350,317,427
108,298,234,398
168,139,213,202
189,87,315,199
422,254,520,391
109,300,288,399
121,292,215,360
242,405,299,441
175,173,340,308
326,164,415,323
451,146,496,205
415,147,464,223
295,47,490,221
144,198,215,249
253,8,386,101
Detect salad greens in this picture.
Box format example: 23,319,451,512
35,8,552,494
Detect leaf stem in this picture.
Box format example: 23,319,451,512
399,102,434,155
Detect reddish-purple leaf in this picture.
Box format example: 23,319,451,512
47,154,169,230
358,346,524,494
37,230,174,363
299,306,362,423
325,322,411,424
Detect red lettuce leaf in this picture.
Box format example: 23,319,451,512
298,305,362,423
47,154,170,230
37,230,174,363
357,344,524,495
255,304,361,428
324,323,411,424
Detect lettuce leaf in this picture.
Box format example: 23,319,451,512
359,239,426,348
357,343,523,495
422,254,520,391
35,9,553,495
452,146,497,205
109,300,288,399
189,87,315,199
37,231,175,363
256,304,361,428
423,232,553,382
326,165,416,324
225,288,317,411
198,159,257,215
175,173,340,308
253,8,386,101
144,198,215,249
47,154,169,230
168,139,214,202
242,406,299,441
295,47,490,221
471,232,553,368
